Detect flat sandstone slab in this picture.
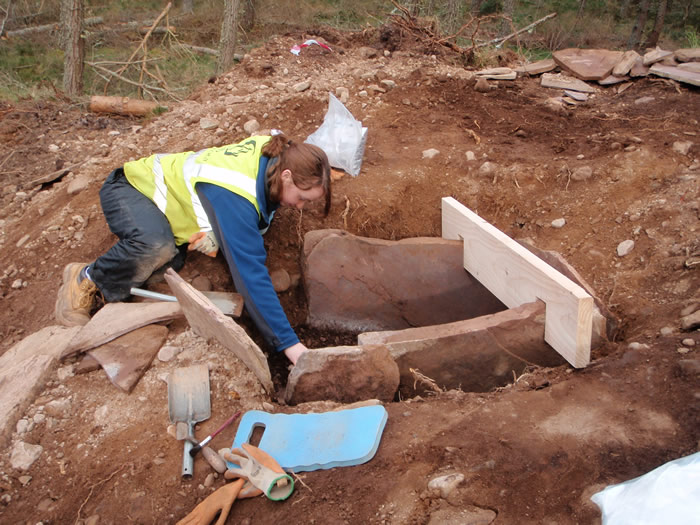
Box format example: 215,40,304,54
303,229,506,332
0,326,81,447
553,48,623,80
285,344,399,405
359,301,564,395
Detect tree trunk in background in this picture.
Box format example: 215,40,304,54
627,0,650,49
182,0,194,14
241,0,256,31
644,0,668,48
217,0,240,75
501,0,515,32
61,0,84,97
470,0,483,17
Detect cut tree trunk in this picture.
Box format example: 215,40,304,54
89,95,162,116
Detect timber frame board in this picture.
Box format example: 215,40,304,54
441,197,593,368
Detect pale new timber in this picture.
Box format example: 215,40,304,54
441,197,593,368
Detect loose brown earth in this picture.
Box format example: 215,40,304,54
0,27,698,524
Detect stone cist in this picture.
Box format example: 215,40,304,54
55,133,331,365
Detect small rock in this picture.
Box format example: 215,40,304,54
571,166,593,181
682,338,696,347
11,279,23,289
243,119,260,135
16,235,30,248
199,118,219,130
336,87,349,104
44,398,72,418
428,472,465,499
465,151,476,161
56,364,75,381
478,161,496,176
672,141,693,156
10,441,44,471
48,144,60,152
202,447,227,474
660,326,674,336
422,148,440,159
18,475,32,486
158,345,182,362
474,77,490,93
616,239,635,257
33,413,46,425
270,268,291,292
380,79,396,90
262,402,275,412
681,310,700,331
634,96,655,105
203,473,216,487
628,342,650,350
67,176,90,195
551,218,566,228
85,515,100,525
293,81,310,92
191,275,212,291
16,419,30,434
678,347,690,354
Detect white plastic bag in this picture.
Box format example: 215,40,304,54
591,451,700,525
305,93,367,176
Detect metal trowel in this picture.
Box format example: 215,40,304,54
168,364,211,478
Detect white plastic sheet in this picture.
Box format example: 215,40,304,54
305,93,367,176
591,451,700,525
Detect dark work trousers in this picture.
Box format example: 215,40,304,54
88,168,186,302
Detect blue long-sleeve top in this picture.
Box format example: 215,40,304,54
196,156,298,352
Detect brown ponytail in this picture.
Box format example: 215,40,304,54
265,134,332,216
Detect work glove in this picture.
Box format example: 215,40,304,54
223,443,294,501
188,231,219,257
176,478,244,525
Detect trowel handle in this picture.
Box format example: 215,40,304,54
182,422,195,478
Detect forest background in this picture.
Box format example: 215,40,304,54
0,0,698,103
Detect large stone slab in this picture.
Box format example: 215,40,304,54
675,48,700,63
61,301,182,359
515,58,557,76
303,230,506,332
164,269,273,394
0,325,81,447
649,63,700,87
359,301,564,396
553,48,624,81
541,73,596,93
516,238,615,344
89,324,169,392
285,344,399,404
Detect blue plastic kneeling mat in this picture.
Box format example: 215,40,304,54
230,405,388,473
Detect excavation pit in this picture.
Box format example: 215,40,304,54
288,225,612,404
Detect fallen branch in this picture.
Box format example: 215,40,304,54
173,43,219,56
0,0,13,38
5,16,102,38
476,12,557,48
410,368,443,393
23,161,85,190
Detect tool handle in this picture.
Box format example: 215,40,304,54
182,422,195,478
209,411,241,440
131,287,177,302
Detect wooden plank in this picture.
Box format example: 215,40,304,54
164,269,274,394
441,197,593,368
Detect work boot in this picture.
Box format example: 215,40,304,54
54,263,98,327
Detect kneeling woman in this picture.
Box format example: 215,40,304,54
55,133,331,365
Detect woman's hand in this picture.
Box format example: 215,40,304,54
283,342,307,365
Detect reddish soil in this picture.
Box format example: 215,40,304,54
0,27,698,524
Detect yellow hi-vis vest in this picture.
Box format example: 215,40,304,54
123,136,271,245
